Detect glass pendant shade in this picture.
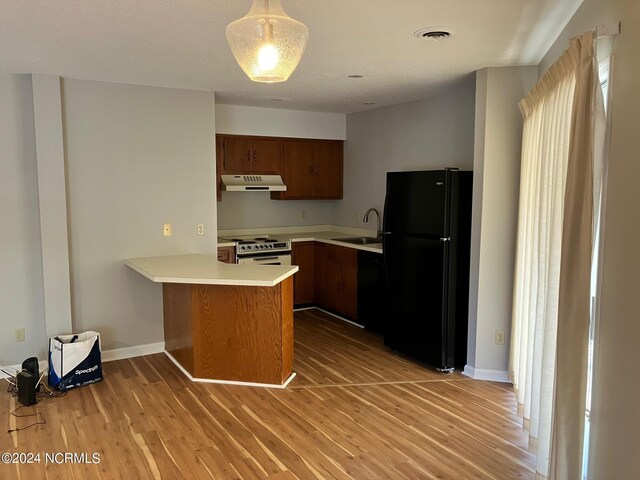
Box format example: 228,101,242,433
226,0,309,83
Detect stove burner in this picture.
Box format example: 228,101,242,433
254,237,268,241
229,238,245,242
238,240,256,245
263,239,278,243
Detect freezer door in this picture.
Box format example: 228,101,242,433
383,170,449,237
383,234,452,369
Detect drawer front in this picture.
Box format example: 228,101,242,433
327,244,357,266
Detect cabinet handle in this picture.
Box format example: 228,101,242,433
308,166,314,175
315,166,319,176
247,150,251,164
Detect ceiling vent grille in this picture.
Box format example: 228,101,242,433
414,28,453,40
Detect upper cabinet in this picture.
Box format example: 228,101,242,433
217,135,281,174
271,138,343,200
215,134,343,201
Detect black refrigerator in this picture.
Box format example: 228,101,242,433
382,168,473,371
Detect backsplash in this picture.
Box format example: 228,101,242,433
217,192,337,229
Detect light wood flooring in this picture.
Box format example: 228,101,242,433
1,309,535,479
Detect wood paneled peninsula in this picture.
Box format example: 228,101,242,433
125,254,298,388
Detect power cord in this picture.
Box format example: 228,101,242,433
4,374,66,433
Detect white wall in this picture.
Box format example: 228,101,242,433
0,74,47,364
466,67,538,379
32,74,73,340
540,0,640,476
215,104,346,229
63,80,216,351
333,79,476,230
216,104,346,140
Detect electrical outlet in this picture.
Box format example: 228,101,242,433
197,223,205,236
300,210,306,220
16,328,25,342
495,330,505,345
163,224,172,237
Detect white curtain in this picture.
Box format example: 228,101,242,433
510,31,603,479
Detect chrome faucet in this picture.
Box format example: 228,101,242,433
363,208,382,238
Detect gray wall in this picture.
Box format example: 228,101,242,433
63,79,217,350
334,79,476,229
217,192,336,230
0,74,47,364
540,0,640,476
215,104,346,230
467,67,538,377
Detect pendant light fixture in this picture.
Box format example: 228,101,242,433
226,0,309,83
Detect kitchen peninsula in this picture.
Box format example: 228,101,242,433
125,254,298,388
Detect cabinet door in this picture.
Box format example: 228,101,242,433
282,141,314,198
252,137,281,174
215,135,224,202
221,136,252,173
313,141,343,199
314,243,327,306
324,259,342,313
292,242,315,305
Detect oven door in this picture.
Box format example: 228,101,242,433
237,253,292,266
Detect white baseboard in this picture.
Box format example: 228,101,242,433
462,365,510,383
164,351,297,389
0,342,165,379
101,342,165,362
312,307,365,329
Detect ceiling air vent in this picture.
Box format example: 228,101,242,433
414,28,453,40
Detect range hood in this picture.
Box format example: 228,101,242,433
221,174,287,192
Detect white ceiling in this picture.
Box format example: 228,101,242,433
0,0,582,113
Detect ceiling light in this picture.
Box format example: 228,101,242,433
347,74,364,79
226,0,309,83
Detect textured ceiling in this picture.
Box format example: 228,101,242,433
0,0,583,113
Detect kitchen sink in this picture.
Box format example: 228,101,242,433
332,236,383,245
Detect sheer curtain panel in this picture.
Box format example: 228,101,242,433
510,31,602,479
510,50,576,478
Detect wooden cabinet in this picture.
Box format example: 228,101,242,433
217,135,281,174
291,242,315,305
314,243,327,306
271,139,343,200
216,134,281,200
217,246,236,264
323,245,358,319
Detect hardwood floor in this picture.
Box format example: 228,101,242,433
1,309,535,479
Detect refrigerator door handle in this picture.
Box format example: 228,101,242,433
440,237,451,242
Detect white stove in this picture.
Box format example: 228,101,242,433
221,235,292,265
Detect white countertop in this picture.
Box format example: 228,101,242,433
287,231,382,254
218,226,383,254
125,254,298,287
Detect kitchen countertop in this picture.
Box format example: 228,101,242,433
217,227,383,254
125,254,298,286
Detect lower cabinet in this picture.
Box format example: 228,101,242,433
292,242,358,320
314,243,327,306
217,246,236,263
291,242,315,305
324,245,358,319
